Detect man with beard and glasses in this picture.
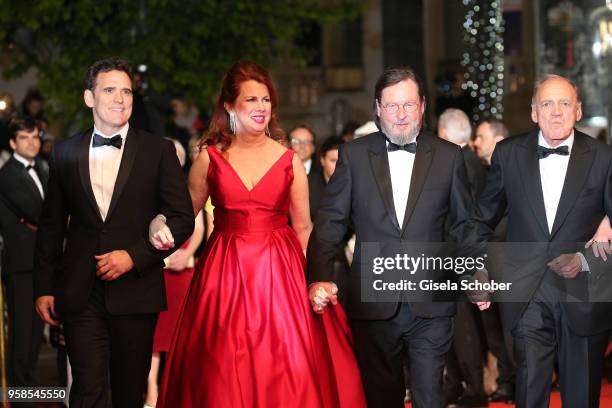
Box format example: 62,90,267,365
307,66,483,408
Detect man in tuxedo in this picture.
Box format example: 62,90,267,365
465,74,612,408
289,124,321,176
307,67,479,408
34,57,194,407
0,117,47,389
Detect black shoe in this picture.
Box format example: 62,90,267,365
488,384,514,404
447,394,488,408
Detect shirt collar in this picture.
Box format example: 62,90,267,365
538,130,574,153
13,152,35,168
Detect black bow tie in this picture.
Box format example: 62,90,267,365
24,164,34,171
537,145,569,159
387,141,417,153
92,133,122,149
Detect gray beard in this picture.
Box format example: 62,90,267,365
380,120,421,145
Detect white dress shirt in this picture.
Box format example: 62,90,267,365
303,158,312,175
538,131,573,233
537,131,589,270
13,152,44,198
386,141,416,227
89,124,129,220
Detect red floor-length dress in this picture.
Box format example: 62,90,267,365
158,147,366,407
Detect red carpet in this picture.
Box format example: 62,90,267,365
405,382,612,407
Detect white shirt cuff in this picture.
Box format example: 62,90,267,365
576,252,590,272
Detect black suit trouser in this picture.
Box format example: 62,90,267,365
446,302,486,398
62,281,158,408
512,299,607,408
5,271,44,387
481,302,515,388
350,304,453,408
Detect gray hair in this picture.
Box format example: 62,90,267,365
531,74,581,106
438,108,472,144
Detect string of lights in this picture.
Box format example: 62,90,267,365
461,0,505,121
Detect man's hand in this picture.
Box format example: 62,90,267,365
165,248,190,271
585,239,612,262
464,269,491,310
95,250,134,281
35,296,59,326
149,214,174,250
548,253,582,278
308,282,338,314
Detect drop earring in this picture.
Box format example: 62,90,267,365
229,111,236,134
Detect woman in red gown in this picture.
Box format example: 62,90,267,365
156,61,366,407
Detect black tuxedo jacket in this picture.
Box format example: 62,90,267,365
307,131,472,320
34,128,194,315
0,156,48,274
465,129,612,335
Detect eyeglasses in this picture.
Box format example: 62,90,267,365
378,100,420,114
290,139,314,146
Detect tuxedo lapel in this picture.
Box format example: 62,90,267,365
106,128,138,221
517,130,550,239
550,132,593,238
77,129,102,221
368,132,400,231
33,160,49,195
10,158,43,202
401,133,432,234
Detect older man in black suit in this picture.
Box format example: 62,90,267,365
307,67,482,408
465,74,612,408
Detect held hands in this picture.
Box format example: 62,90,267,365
308,282,338,314
547,253,582,279
149,214,175,250
35,296,59,326
95,250,134,281
465,269,491,311
164,248,190,271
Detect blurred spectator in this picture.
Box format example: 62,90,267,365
308,137,343,221
340,120,360,142
438,108,486,199
21,89,47,125
473,119,510,166
0,116,47,389
288,124,320,175
129,66,170,137
170,95,206,165
307,136,351,296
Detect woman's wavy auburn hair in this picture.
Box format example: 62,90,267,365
202,60,285,150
